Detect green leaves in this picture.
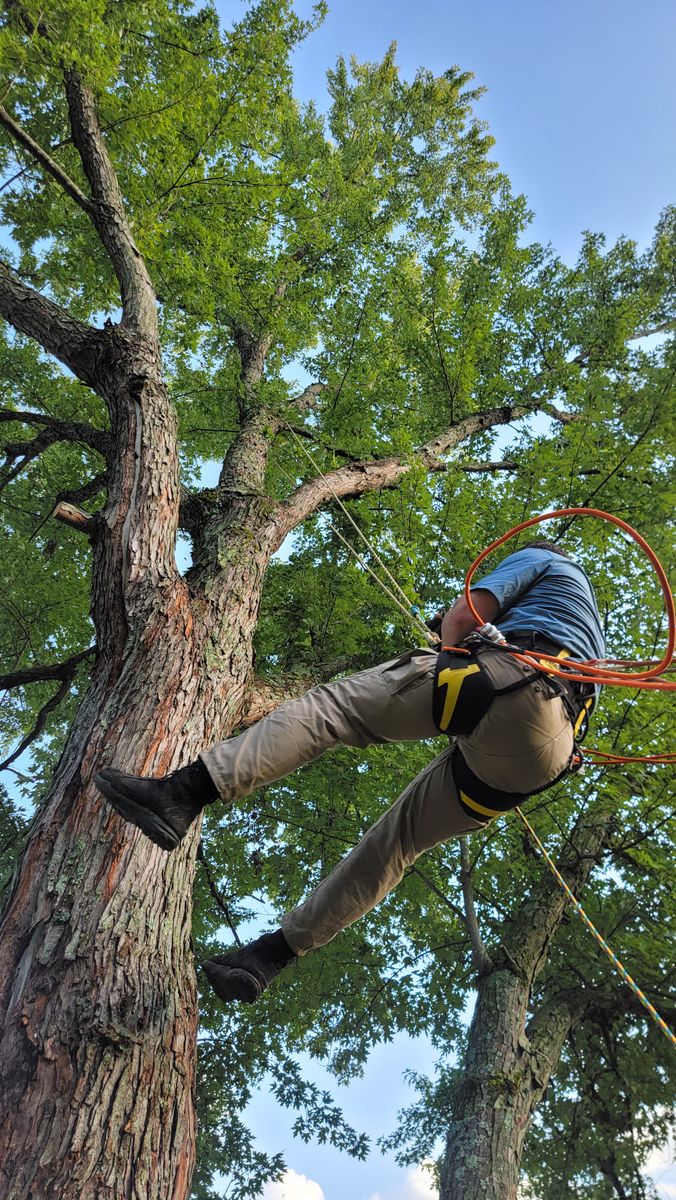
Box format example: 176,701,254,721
0,4,673,1197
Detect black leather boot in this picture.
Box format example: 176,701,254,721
94,759,218,850
202,929,296,1004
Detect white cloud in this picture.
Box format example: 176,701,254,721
262,1169,325,1200
368,1164,437,1200
643,1134,676,1200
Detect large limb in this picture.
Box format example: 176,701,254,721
0,262,100,385
63,70,157,337
0,62,156,335
272,403,532,545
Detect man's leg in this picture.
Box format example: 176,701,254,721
95,650,439,849
204,743,487,1001
201,649,438,802
280,744,486,954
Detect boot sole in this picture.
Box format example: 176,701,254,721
202,961,261,1003
94,772,181,852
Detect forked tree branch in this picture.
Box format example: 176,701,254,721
0,408,110,455
0,647,95,691
290,382,326,411
0,646,95,772
1,418,109,494
1,8,157,335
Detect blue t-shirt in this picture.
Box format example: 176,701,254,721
473,548,605,677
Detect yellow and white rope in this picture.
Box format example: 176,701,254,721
515,806,676,1048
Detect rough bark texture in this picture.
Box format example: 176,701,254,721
0,300,282,1197
0,536,280,1199
440,805,613,1200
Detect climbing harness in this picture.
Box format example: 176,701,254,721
284,430,675,1044
433,635,589,825
432,633,586,739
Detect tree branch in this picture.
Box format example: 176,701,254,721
290,382,326,412
50,500,95,534
0,261,100,385
272,403,532,544
459,837,493,975
196,843,242,946
63,70,157,336
629,319,676,341
0,646,95,691
525,987,603,1080
0,415,109,494
0,647,95,772
410,864,466,923
0,425,66,492
459,460,518,473
539,401,581,424
0,409,110,455
0,104,93,214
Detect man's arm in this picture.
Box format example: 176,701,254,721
440,589,499,647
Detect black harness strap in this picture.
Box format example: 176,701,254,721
432,647,497,734
452,745,577,825
433,634,594,743
433,643,537,735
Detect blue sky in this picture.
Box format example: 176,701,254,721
285,0,676,263
213,2,676,1198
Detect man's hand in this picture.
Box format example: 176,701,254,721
426,610,445,634
440,588,499,647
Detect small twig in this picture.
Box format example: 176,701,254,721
196,842,242,945
410,864,465,922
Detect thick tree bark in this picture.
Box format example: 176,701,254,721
0,540,279,1199
440,805,613,1200
0,299,284,1197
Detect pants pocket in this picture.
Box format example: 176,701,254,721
380,651,434,696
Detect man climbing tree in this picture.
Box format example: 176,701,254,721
0,2,673,1199
96,539,604,1003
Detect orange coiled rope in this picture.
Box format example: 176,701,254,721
464,507,676,693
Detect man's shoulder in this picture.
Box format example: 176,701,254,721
502,548,583,578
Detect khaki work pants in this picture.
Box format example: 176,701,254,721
201,648,573,954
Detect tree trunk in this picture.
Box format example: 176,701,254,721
440,964,536,1200
440,807,612,1199
0,322,280,1198
0,547,275,1199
